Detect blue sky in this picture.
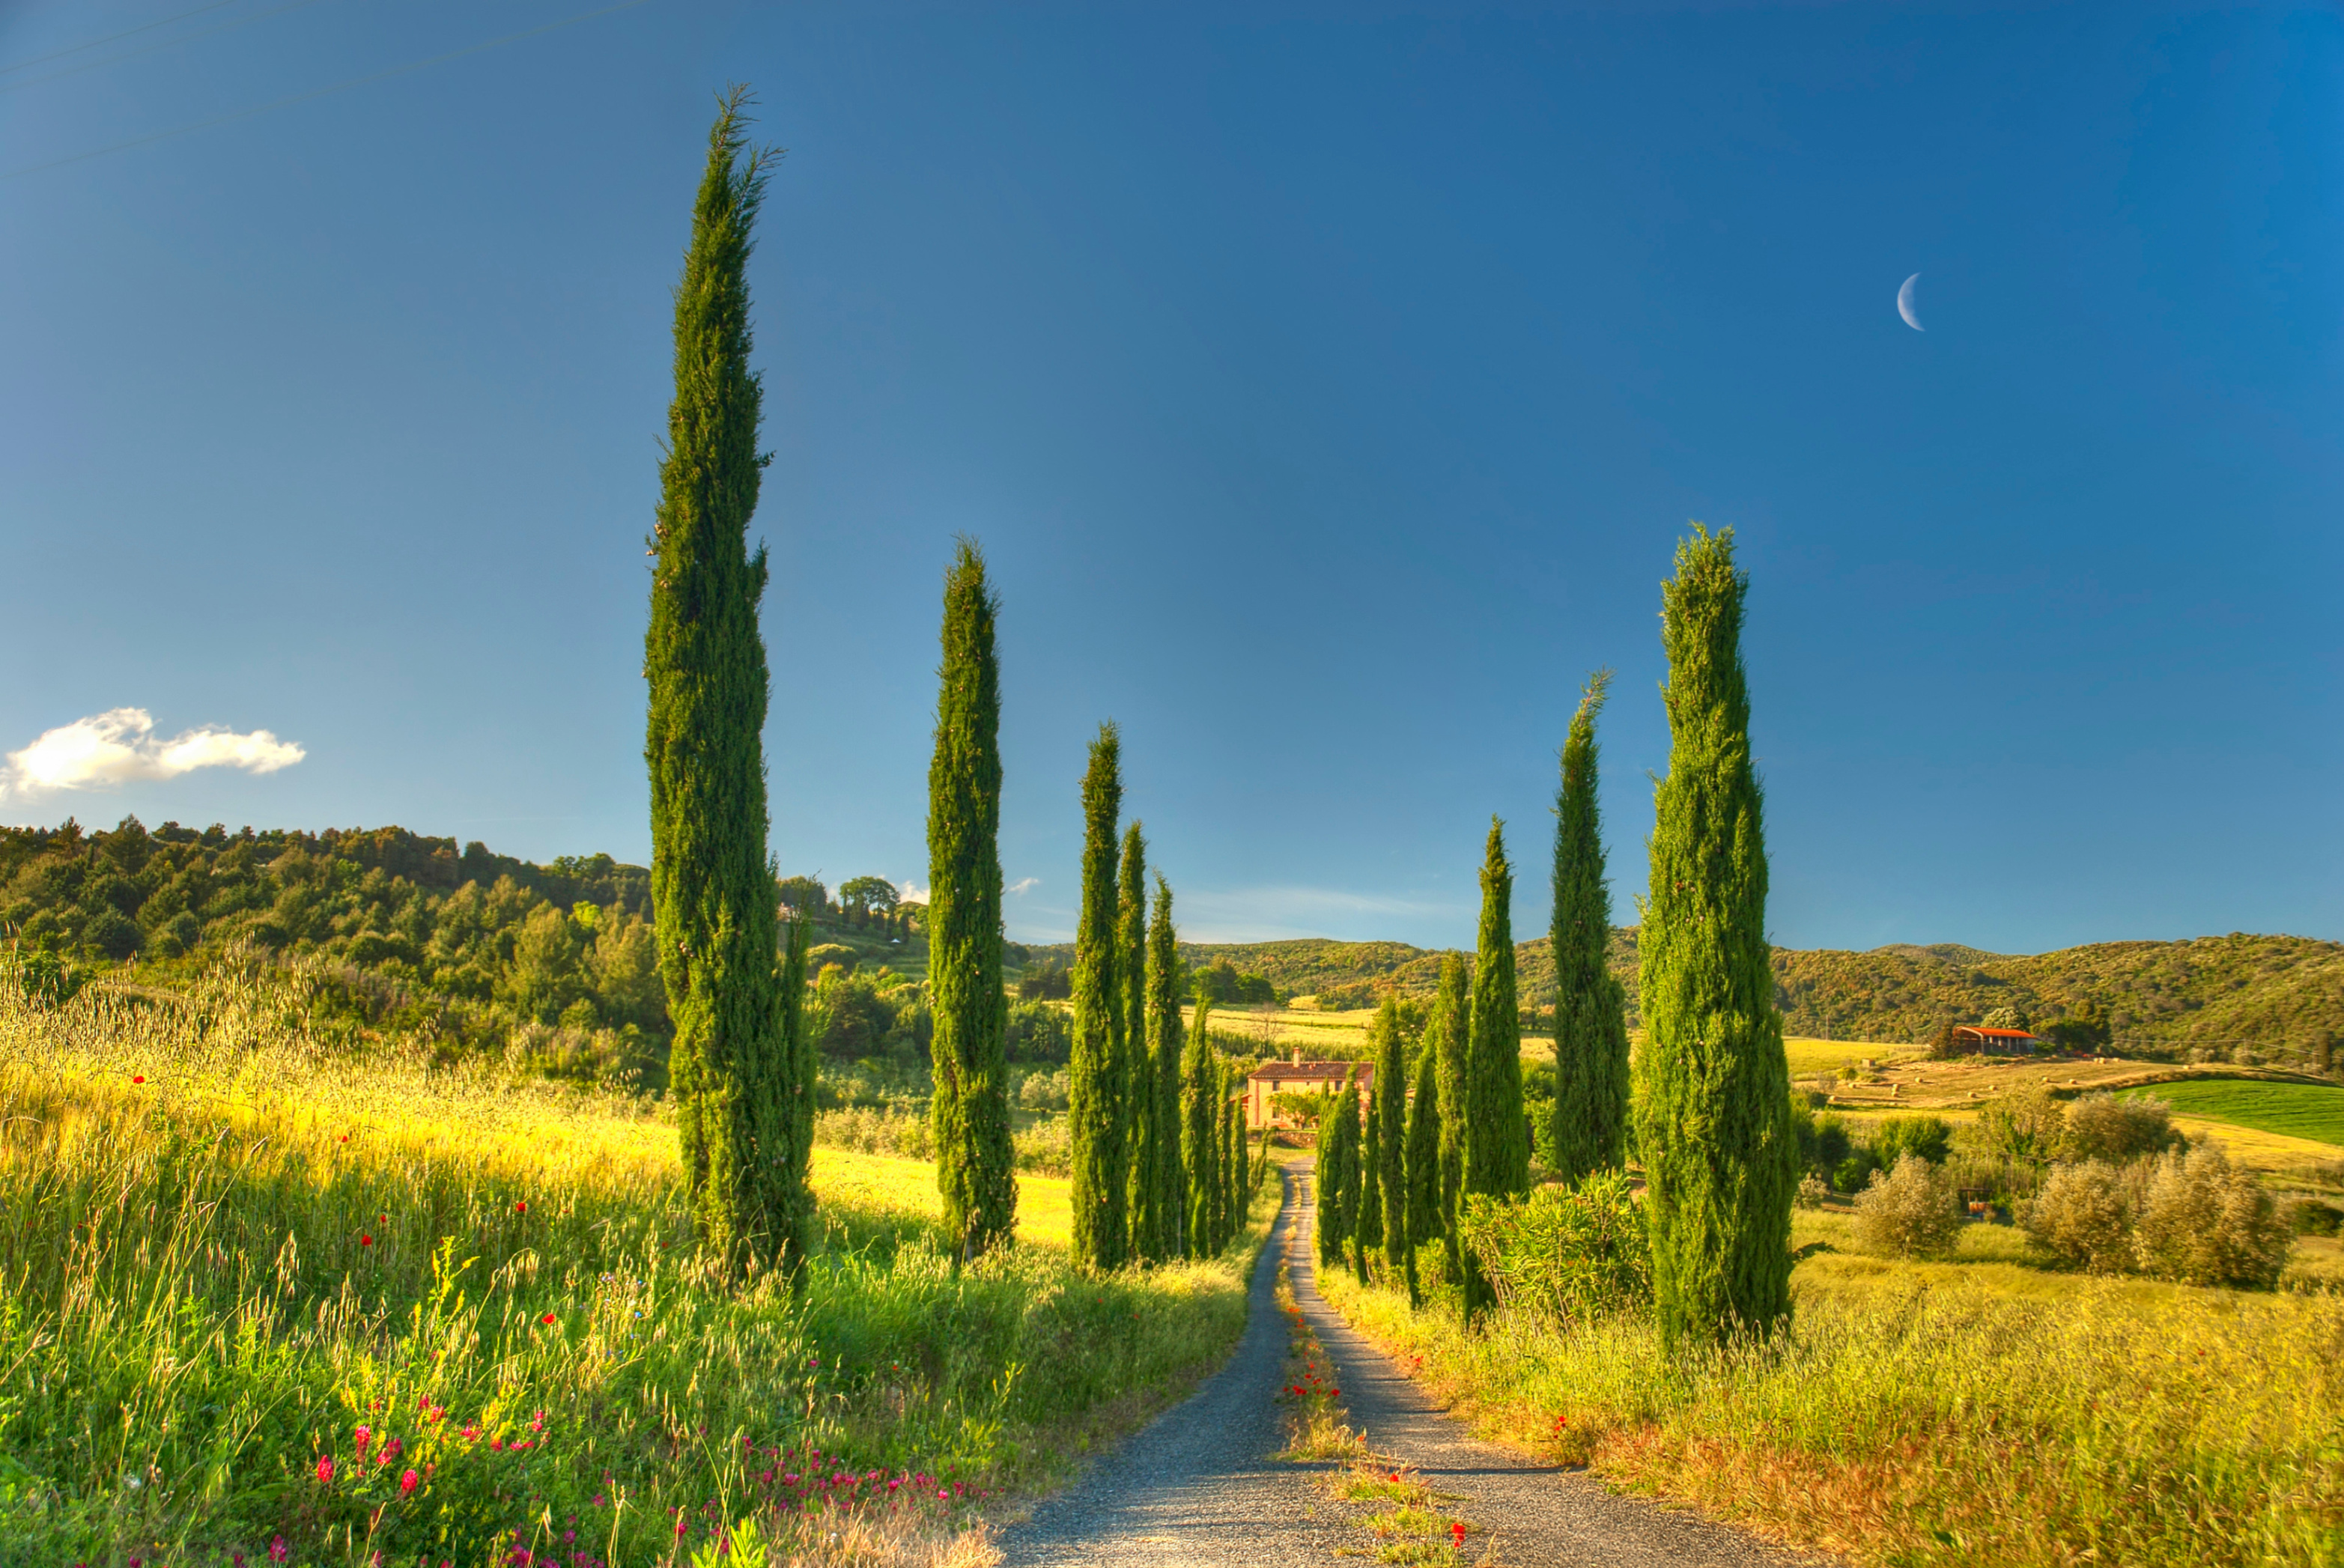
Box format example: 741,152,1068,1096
1,1,2337,952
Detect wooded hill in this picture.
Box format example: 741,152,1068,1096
1054,930,2343,1075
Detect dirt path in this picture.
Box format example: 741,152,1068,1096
1287,1169,1825,1566
998,1166,1824,1567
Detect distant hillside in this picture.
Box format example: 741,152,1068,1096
1036,930,2343,1077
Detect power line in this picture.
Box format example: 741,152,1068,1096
0,0,663,183
1,0,333,98
0,0,246,76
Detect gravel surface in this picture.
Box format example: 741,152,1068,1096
998,1165,1831,1567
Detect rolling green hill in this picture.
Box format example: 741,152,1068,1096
1039,929,2343,1076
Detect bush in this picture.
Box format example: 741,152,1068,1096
1872,1114,1954,1166
1017,1067,1069,1112
814,1104,935,1161
2062,1092,2177,1161
1794,1173,1830,1210
1831,1154,1877,1194
2132,1145,2292,1290
2289,1197,2344,1238
1458,1171,1649,1324
2024,1160,2140,1274
1853,1154,1962,1256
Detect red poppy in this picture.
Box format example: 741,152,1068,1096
360,1235,374,1247
1451,1522,1466,1545
514,1201,528,1214
132,1075,145,1084
541,1313,556,1325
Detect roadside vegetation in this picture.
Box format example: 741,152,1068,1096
0,962,1268,1566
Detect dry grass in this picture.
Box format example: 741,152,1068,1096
1322,1241,2344,1568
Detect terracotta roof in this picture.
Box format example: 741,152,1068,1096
1958,1026,2038,1039
1247,1061,1372,1083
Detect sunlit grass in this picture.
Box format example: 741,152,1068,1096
0,963,1262,1567
1325,1239,2344,1568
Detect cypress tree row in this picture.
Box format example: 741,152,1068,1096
1551,669,1632,1185
1355,1097,1382,1280
1182,1000,1220,1259
1312,1070,1349,1265
1372,997,1409,1276
1634,526,1797,1351
1144,874,1187,1260
1461,819,1528,1316
927,539,1015,1260
645,91,803,1278
1068,725,1128,1271
1401,1034,1441,1307
1429,953,1471,1286
1118,825,1157,1259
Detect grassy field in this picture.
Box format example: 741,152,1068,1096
1323,1211,2344,1568
2120,1078,2344,1148
0,963,1267,1567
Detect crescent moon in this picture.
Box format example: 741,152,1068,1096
1897,273,1924,332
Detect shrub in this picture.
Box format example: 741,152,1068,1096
1831,1154,1876,1194
1017,1066,1070,1111
1794,1173,1830,1209
1853,1154,1962,1256
2062,1092,2178,1161
2132,1145,2292,1290
2289,1197,2343,1238
2023,1160,2139,1274
1872,1114,1954,1166
1968,1084,2064,1166
1458,1171,1649,1324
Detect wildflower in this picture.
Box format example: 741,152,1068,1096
132,1075,145,1084
401,1469,419,1496
270,1540,291,1564
355,1426,371,1452
515,1201,528,1214
541,1313,556,1325
1451,1522,1466,1546
317,1456,335,1483
381,1436,403,1460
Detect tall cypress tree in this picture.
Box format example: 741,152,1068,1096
1221,1064,1245,1247
928,539,1015,1261
646,91,802,1277
1371,998,1409,1276
1552,669,1632,1185
1145,874,1187,1260
1330,1070,1364,1269
1636,526,1797,1350
1429,953,1471,1287
1355,1097,1382,1280
1401,1035,1441,1307
1069,726,1127,1271
1118,825,1156,1259
1462,819,1528,1316
1182,1000,1219,1259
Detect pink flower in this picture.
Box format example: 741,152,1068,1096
317,1456,335,1483
401,1468,419,1496
355,1425,371,1451
270,1539,291,1564
381,1436,403,1460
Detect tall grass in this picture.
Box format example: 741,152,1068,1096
0,963,1258,1566
1324,1251,2344,1566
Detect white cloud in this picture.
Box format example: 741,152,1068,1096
896,880,930,906
1007,877,1039,896
0,708,306,800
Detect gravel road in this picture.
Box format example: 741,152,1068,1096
997,1165,1828,1567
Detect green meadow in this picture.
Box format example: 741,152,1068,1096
2122,1078,2344,1149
